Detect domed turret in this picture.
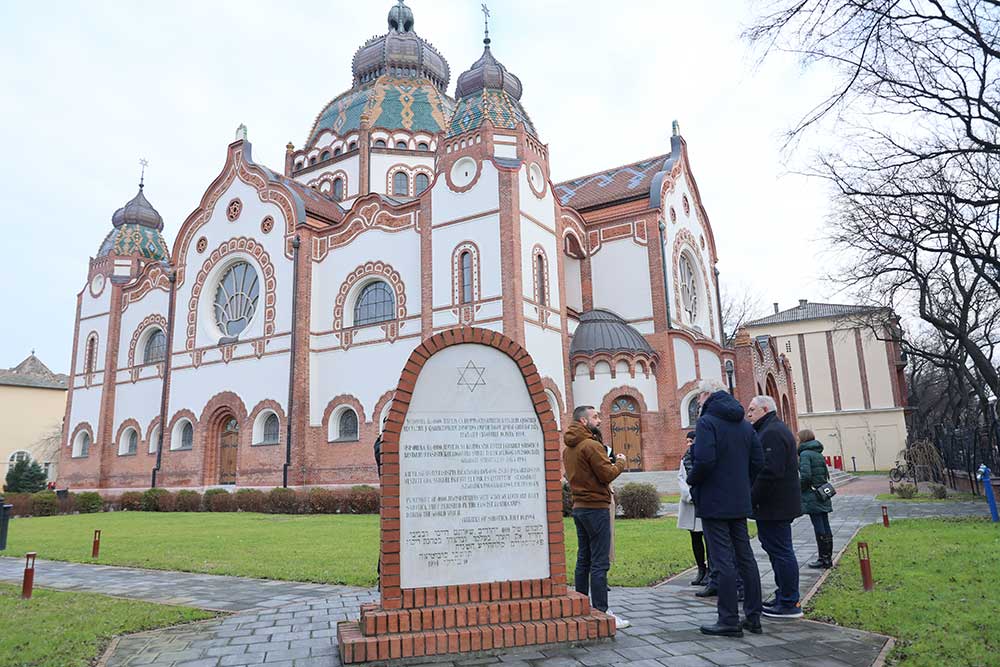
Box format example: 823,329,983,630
305,1,454,147
454,41,522,101
449,32,536,137
97,178,169,260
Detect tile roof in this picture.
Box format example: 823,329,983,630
569,309,654,356
554,154,669,211
0,354,67,390
746,302,881,327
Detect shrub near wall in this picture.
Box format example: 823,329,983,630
616,483,661,519
31,491,59,517
141,488,172,512
175,490,202,512
346,485,379,514
119,492,143,511
235,488,266,513
76,492,102,514
5,493,33,516
204,489,233,512
266,487,300,514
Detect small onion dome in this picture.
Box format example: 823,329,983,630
111,186,163,231
570,309,654,357
350,1,450,92
454,43,522,101
449,40,535,138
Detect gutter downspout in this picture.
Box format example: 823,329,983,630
283,235,301,488
151,266,177,488
658,221,672,329
714,267,724,345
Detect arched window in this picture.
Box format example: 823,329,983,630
392,172,409,195
182,421,193,449
78,432,90,457
348,141,357,151
294,161,303,171
263,413,279,444
309,156,317,165
535,253,547,306
374,139,387,148
354,281,395,326
214,262,259,337
143,328,166,364
612,397,637,413
417,142,429,151
334,147,342,156
84,335,98,374
687,396,701,426
460,251,473,304
9,450,29,465
339,410,359,441
320,151,330,161
149,427,160,454
679,253,699,323
415,173,430,194
333,177,344,201
395,140,407,150
120,427,138,455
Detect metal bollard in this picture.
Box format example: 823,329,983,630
0,497,11,551
21,552,36,599
977,465,999,523
858,542,874,591
92,530,101,558
882,506,890,528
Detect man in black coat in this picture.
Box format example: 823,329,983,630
689,380,765,637
747,395,803,619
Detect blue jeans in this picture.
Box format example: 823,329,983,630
702,518,762,626
572,507,611,612
809,512,832,537
756,519,800,607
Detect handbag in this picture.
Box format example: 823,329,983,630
813,481,837,502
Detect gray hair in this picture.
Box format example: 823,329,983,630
696,378,727,395
751,395,777,413
572,405,595,422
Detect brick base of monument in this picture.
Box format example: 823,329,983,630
336,583,615,663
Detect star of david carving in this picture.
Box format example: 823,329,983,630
457,360,487,392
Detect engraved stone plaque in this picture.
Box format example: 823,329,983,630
399,343,550,588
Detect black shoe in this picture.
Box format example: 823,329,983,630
695,584,718,598
807,557,826,569
762,604,804,619
741,618,762,634
700,623,743,638
690,565,708,586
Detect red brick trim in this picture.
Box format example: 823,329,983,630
126,314,167,376
854,328,871,410
671,228,716,338
187,237,277,351
83,331,100,384
450,242,482,322
121,262,171,312
540,378,565,420
198,391,249,486
165,408,198,452
333,261,408,339
322,395,367,442
248,399,287,447
385,164,434,198
372,390,396,427
307,170,350,199
598,386,649,452
114,418,143,456
825,331,842,411
261,216,275,234
226,198,243,222
69,421,94,458
797,333,813,413
145,417,162,455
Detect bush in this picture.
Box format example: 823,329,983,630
308,488,343,514
31,491,59,516
895,483,918,499
76,491,103,514
141,488,172,512
157,491,176,512
119,491,144,511
235,488,266,513
4,459,48,493
616,482,660,519
175,490,202,512
57,492,77,515
5,493,33,516
205,488,233,512
265,487,299,514
930,484,948,500
562,481,573,517
346,485,379,514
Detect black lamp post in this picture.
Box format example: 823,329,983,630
725,360,735,395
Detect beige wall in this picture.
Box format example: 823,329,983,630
0,385,66,481
800,409,907,471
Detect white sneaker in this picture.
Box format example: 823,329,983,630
605,609,631,629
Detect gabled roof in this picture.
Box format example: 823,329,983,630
258,165,345,224
554,153,669,211
746,302,881,327
0,354,67,390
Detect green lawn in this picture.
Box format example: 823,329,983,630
0,583,213,667
808,518,1000,666
876,492,984,502
5,512,703,588
658,494,681,503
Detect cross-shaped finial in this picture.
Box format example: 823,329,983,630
139,158,149,188
481,2,491,45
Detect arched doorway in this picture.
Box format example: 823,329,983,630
765,375,780,414
218,416,239,485
609,396,642,471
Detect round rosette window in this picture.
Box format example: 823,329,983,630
213,261,260,337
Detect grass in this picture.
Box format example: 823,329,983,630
808,517,1000,666
876,492,984,502
658,494,681,503
0,583,213,667
5,512,705,588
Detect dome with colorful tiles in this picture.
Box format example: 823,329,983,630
305,1,455,146
97,184,169,260
449,37,535,138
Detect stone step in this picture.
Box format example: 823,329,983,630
337,610,614,663
829,470,857,487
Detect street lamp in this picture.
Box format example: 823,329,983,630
724,360,735,395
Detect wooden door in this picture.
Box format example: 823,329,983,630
218,418,238,485
610,397,643,471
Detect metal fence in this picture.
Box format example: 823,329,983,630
932,424,1000,495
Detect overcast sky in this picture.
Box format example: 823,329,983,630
0,0,841,373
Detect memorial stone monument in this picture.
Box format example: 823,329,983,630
337,328,615,663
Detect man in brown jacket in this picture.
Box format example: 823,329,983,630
563,405,629,628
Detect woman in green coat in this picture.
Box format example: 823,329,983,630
798,429,833,569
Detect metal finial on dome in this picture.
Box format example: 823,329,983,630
139,158,148,189
388,0,414,32
481,2,491,46
672,120,680,137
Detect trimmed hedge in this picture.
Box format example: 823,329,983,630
235,488,266,513
76,491,103,514
205,489,233,512
175,490,202,512
31,491,59,517
141,488,172,512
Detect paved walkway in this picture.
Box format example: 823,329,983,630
0,496,988,667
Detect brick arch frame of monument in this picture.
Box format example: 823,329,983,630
337,325,614,663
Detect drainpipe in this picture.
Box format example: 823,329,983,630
658,222,672,329
714,267,724,345
282,235,301,488
151,266,177,488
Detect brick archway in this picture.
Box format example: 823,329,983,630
198,391,248,486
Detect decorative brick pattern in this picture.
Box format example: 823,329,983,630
337,326,615,663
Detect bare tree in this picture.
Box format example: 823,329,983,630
720,285,767,346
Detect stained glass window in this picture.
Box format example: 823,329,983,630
339,410,359,440
679,254,699,322
612,398,637,413
214,262,259,337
